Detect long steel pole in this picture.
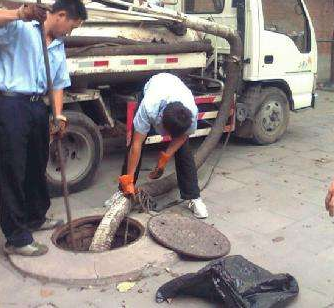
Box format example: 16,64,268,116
37,0,76,249
330,30,334,84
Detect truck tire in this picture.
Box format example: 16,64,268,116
47,111,103,196
252,87,290,145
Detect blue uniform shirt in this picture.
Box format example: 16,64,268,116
0,20,71,94
133,73,198,136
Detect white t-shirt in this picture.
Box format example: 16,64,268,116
133,73,198,136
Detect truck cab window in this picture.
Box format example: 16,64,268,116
262,0,311,53
185,0,224,14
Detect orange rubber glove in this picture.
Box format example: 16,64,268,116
119,174,135,197
149,151,171,180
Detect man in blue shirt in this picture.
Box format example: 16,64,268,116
0,0,87,256
117,73,208,219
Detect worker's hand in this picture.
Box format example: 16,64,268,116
17,4,49,23
50,115,68,140
119,174,136,197
149,151,171,180
325,180,334,217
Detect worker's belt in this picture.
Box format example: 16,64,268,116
0,91,44,102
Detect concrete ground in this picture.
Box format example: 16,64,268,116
1,90,334,308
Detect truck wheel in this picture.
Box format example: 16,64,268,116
252,87,290,145
47,111,103,196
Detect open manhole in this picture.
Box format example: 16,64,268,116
52,215,145,252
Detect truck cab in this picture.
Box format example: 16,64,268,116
170,0,317,109
166,0,317,143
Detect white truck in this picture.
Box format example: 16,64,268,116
3,0,318,195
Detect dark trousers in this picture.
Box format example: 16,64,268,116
0,96,50,247
121,138,200,200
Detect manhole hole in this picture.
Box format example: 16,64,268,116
52,215,145,252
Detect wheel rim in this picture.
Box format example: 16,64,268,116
259,100,284,134
47,130,93,184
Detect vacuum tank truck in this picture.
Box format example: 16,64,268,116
2,0,318,195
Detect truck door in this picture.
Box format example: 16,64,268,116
258,0,317,109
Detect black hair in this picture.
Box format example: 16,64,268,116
52,0,88,21
162,101,193,137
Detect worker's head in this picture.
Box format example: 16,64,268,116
47,0,87,38
162,102,193,137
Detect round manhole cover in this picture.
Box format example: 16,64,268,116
148,214,230,260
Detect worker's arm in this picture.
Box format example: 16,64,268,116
126,101,150,176
149,134,187,179
165,134,188,157
0,5,46,27
50,89,67,139
53,89,64,117
127,131,147,176
325,180,334,217
52,48,71,127
0,9,19,27
119,131,146,197
120,98,150,193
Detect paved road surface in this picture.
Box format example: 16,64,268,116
1,91,334,308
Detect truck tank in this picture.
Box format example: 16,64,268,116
65,2,212,87
2,1,212,86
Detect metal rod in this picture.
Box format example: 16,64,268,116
317,39,334,43
123,218,129,245
123,197,134,245
37,0,76,250
331,30,334,84
214,35,218,80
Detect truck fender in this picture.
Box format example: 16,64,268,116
237,81,294,122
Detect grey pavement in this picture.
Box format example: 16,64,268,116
1,90,334,307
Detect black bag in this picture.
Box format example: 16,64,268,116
156,255,299,307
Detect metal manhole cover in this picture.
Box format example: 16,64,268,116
148,214,231,260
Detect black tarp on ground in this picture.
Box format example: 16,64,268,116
156,255,299,307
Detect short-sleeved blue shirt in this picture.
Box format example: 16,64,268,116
0,20,71,94
133,73,198,136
